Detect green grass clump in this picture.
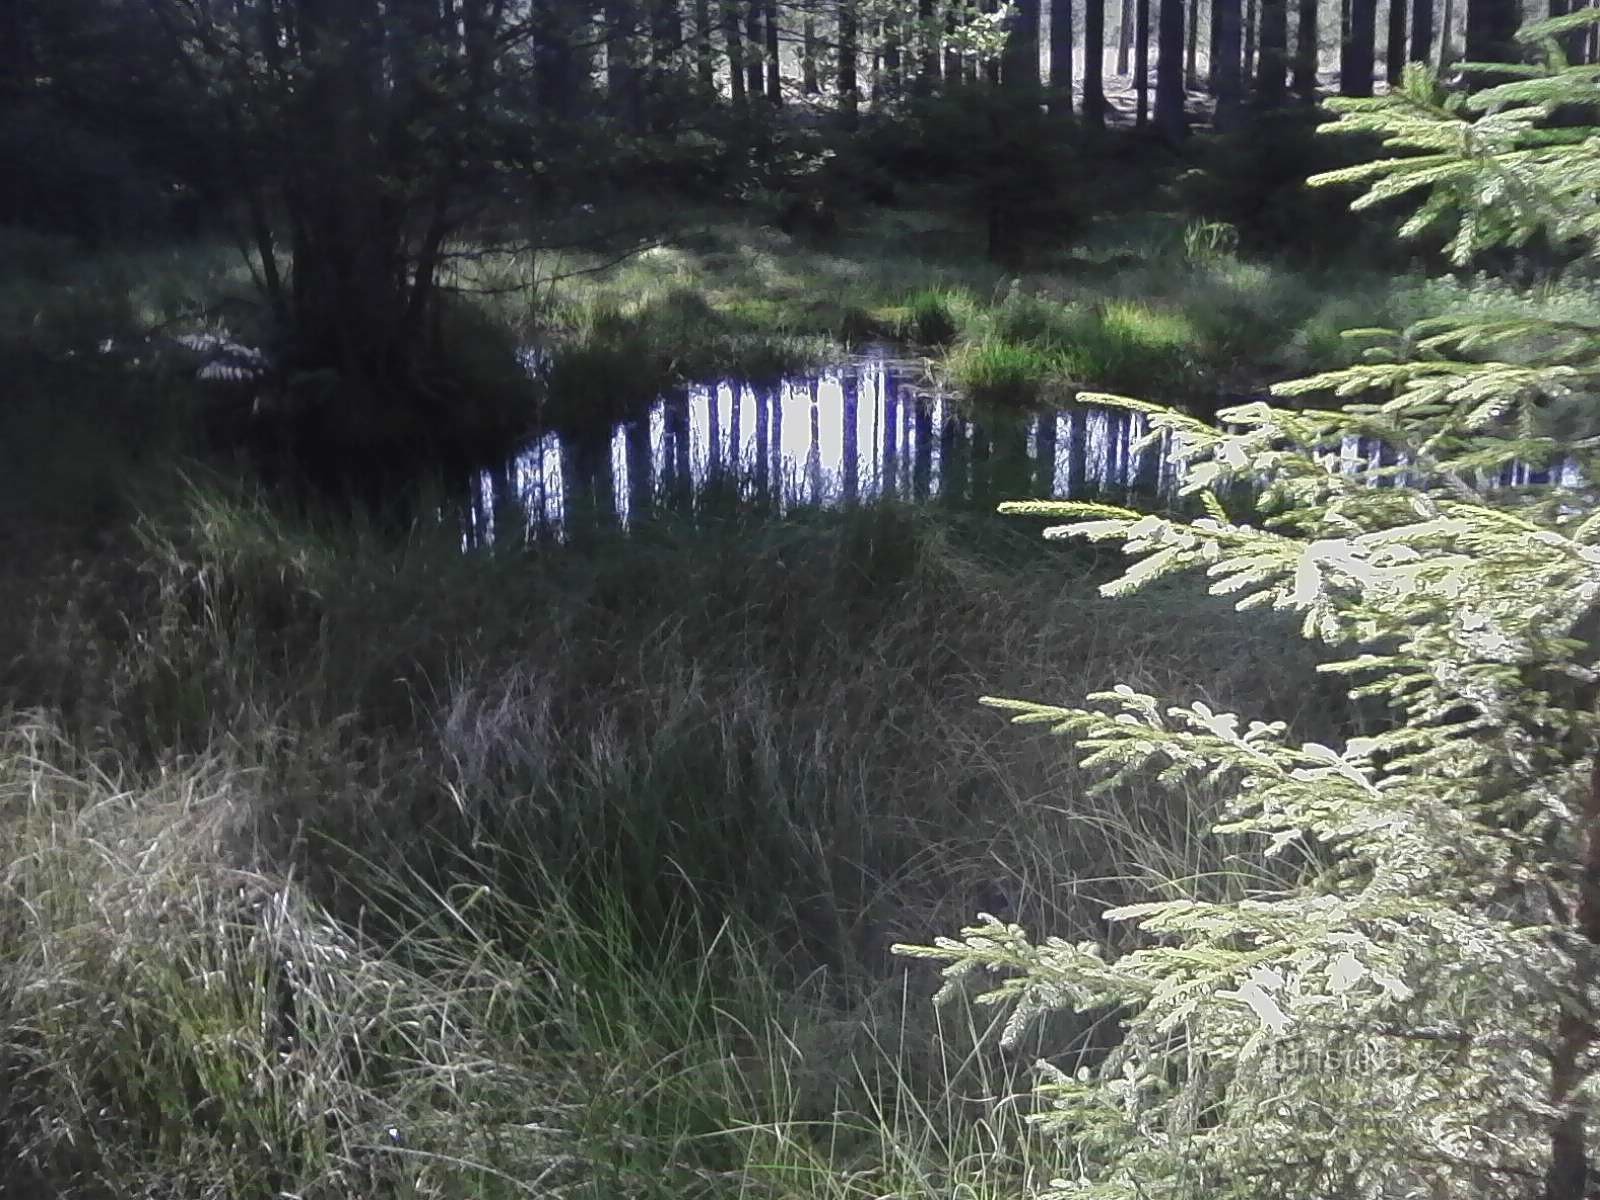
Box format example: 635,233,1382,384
1059,300,1202,399
944,337,1068,405
884,287,967,346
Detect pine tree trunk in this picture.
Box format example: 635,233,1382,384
765,0,782,102
1438,0,1453,65
1006,0,1044,86
1157,0,1188,138
1386,0,1407,80
1086,0,1109,119
1213,0,1244,124
1052,0,1076,105
1210,0,1224,86
1465,0,1519,65
1409,0,1433,63
883,12,903,99
946,4,965,84
1186,0,1202,86
1136,0,1151,121
915,0,938,93
1293,0,1318,96
984,0,1003,82
802,10,820,93
695,0,717,95
724,0,746,104
606,0,642,127
1119,0,1135,72
1256,0,1286,101
839,0,859,119
1244,0,1258,77
1343,0,1375,94
745,0,764,100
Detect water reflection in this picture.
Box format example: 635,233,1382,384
466,350,1585,546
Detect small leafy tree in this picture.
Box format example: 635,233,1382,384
900,22,1600,1200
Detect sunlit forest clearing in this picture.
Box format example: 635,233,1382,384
5,1,1600,1198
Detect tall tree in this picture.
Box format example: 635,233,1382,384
1465,0,1520,66
1052,0,1075,105
1244,0,1258,75
1439,0,1455,65
802,7,821,92
744,0,763,101
839,0,859,119
1085,0,1110,121
1156,0,1188,138
984,0,1002,81
1386,0,1407,80
1119,0,1135,72
1136,0,1151,123
1410,0,1433,63
1213,0,1244,124
724,0,747,104
696,0,717,94
881,10,904,98
917,0,940,92
764,0,782,102
1293,0,1318,96
1255,0,1287,101
1007,0,1044,86
606,0,642,128
1343,0,1376,94
1186,0,1202,86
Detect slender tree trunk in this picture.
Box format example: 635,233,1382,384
745,0,764,99
1051,0,1075,104
724,0,746,104
1438,0,1454,66
1210,0,1224,85
802,9,820,92
1410,0,1433,63
1293,0,1318,95
984,0,1003,82
696,0,717,94
918,0,940,91
1136,0,1150,122
1085,0,1109,120
1157,0,1188,138
1343,0,1375,94
1119,0,1135,72
1386,0,1407,80
1186,0,1202,86
1007,0,1044,86
605,0,641,127
1244,0,1258,77
839,0,859,119
1214,0,1243,123
1256,0,1286,101
764,0,782,102
946,4,965,83
882,12,904,99
1465,0,1519,65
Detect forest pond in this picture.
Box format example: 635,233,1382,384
466,348,1181,545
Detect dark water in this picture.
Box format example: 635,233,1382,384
466,351,1184,545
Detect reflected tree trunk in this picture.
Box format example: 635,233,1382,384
1035,411,1058,497
842,373,860,503
1066,407,1088,497
883,377,901,498
754,386,771,500
913,398,934,501
626,416,654,524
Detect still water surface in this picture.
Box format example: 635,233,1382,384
468,351,1177,545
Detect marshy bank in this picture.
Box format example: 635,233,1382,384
0,188,1528,1199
